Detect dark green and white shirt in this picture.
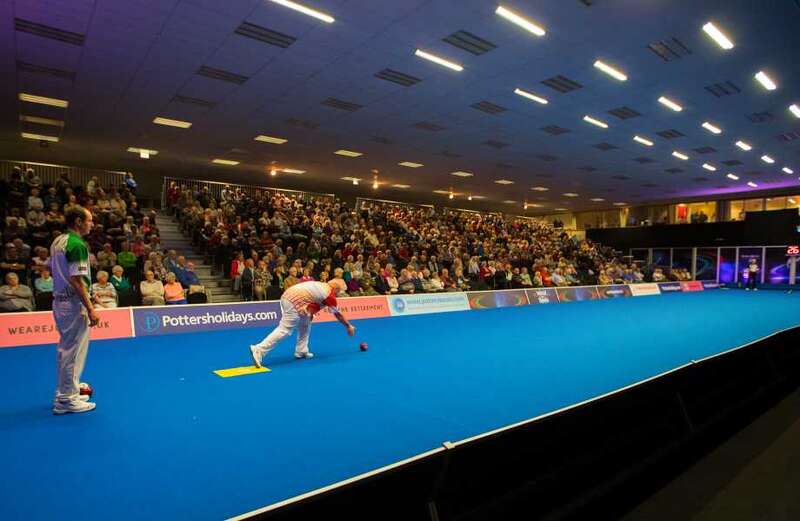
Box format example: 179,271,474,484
50,231,91,298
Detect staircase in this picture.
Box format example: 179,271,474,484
156,212,241,303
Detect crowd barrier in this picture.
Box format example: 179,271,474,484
0,282,721,349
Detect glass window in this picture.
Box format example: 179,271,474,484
728,200,745,221
688,201,715,222
787,196,800,210
744,198,764,213
765,197,786,211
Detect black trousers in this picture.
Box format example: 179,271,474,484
746,273,758,289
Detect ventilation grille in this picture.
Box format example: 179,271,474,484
593,142,617,151
746,111,774,123
14,18,85,46
665,168,683,174
16,60,75,81
441,151,461,158
776,131,800,142
722,159,743,166
285,117,319,130
484,140,509,149
443,30,496,55
172,95,216,108
656,129,685,139
694,146,717,154
608,106,641,119
580,166,598,172
705,81,740,97
647,37,692,62
541,125,570,135
235,22,296,48
375,69,421,87
541,75,583,93
197,66,249,84
471,101,507,114
372,136,392,144
537,154,559,162
634,157,655,164
414,121,445,132
611,175,631,181
321,97,363,112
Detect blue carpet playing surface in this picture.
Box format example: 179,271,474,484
1,291,799,520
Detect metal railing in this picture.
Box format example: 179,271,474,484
0,160,127,191
162,177,335,209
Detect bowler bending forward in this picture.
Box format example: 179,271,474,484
250,280,355,367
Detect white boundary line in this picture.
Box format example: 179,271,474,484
225,323,800,520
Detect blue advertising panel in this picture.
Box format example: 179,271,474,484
132,302,281,336
765,247,791,284
695,248,718,281
719,248,736,284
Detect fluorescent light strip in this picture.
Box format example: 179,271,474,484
153,117,192,129
672,151,689,160
255,135,287,144
212,159,239,166
702,163,717,172
494,179,514,185
334,149,363,157
450,171,473,177
398,161,423,168
735,140,752,151
613,202,627,206
267,0,334,23
702,121,722,134
590,198,605,202
755,71,777,91
747,181,758,188
782,167,794,175
593,60,627,81
761,155,775,164
633,135,653,146
18,93,68,108
514,88,548,104
19,115,64,127
727,173,739,180
563,193,579,197
658,96,683,112
531,186,549,191
21,132,59,142
583,115,608,129
790,104,800,118
495,5,546,36
391,184,410,189
127,147,158,156
790,198,797,205
502,200,517,204
282,168,305,174
414,49,463,72
702,22,734,50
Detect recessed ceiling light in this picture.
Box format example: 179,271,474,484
502,200,517,204
593,60,627,81
450,171,473,177
658,96,683,112
702,163,717,171
212,159,239,166
613,202,627,206
761,155,775,164
494,179,514,185
414,49,463,72
18,93,68,108
340,176,360,182
398,161,424,168
735,140,752,151
514,88,548,104
127,147,158,158
531,186,549,191
633,135,653,146
267,0,334,23
255,135,287,144
495,5,546,36
281,168,305,174
471,195,486,200
563,192,579,197
583,115,609,129
754,71,777,91
672,151,689,160
782,167,794,174
590,198,605,202
334,149,363,157
790,104,800,118
19,115,64,127
21,132,59,142
727,173,739,180
702,121,722,134
433,190,451,195
702,22,734,50
747,181,758,188
790,198,797,204
391,184,410,189
554,208,568,211
153,117,192,129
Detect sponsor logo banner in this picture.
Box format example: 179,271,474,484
628,283,661,297
315,296,390,322
597,285,633,299
680,281,705,292
701,281,720,290
556,286,600,302
388,293,470,316
0,308,133,348
132,302,281,336
525,288,559,305
467,290,529,309
658,282,683,293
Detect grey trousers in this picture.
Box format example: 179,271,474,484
53,298,91,403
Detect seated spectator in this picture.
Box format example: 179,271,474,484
140,270,165,306
117,241,138,275
30,246,50,277
520,267,533,287
429,271,444,292
27,186,44,212
551,268,566,287
1,244,28,285
359,276,379,296
0,273,34,312
652,268,666,282
230,252,245,292
35,267,54,293
253,260,271,300
97,243,117,272
283,266,300,290
110,265,132,297
163,272,187,305
299,267,314,282
331,268,348,297
144,252,169,281
91,271,118,308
